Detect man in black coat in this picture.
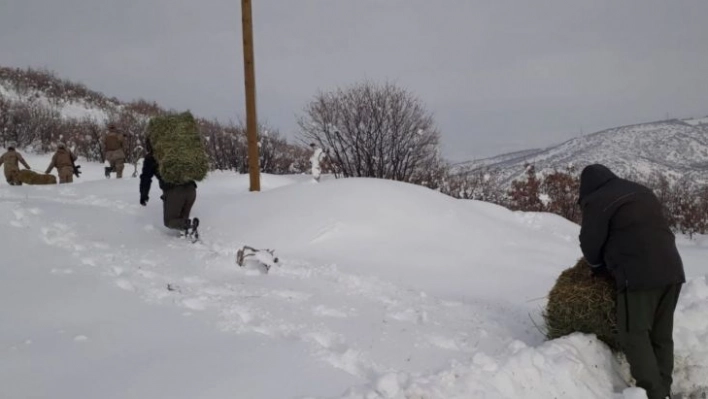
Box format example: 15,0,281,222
578,164,685,399
139,139,198,234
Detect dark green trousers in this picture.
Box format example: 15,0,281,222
162,184,196,230
617,284,682,399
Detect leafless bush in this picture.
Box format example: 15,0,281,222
506,164,545,212
124,99,164,117
541,166,581,223
0,99,62,149
197,119,310,174
70,118,104,161
500,164,581,222
641,173,708,237
503,165,708,235
438,169,507,203
298,81,441,182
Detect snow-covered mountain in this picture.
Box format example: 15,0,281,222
455,117,708,184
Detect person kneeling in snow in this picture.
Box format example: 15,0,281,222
578,164,685,399
139,139,198,235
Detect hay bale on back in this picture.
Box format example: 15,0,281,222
147,112,208,185
17,169,57,185
543,258,619,350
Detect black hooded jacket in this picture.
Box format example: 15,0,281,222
578,164,685,291
139,140,196,201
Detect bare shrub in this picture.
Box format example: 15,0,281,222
298,81,441,182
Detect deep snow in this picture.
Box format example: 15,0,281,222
1,152,707,399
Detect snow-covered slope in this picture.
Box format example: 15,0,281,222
0,79,112,122
683,116,708,126
1,152,707,399
455,118,708,184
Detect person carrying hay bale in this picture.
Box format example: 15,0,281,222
0,147,31,186
577,164,685,399
139,112,207,238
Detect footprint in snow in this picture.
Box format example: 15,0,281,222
312,305,348,318
92,242,110,250
183,276,207,284
115,279,135,292
12,209,25,220
81,258,96,267
139,259,158,267
427,335,460,350
11,209,27,227
310,221,344,244
389,308,428,324
181,298,207,311
304,331,342,349
50,268,74,275
269,290,312,302
137,269,158,279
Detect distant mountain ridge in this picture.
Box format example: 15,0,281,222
454,117,708,184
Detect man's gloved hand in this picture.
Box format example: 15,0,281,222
590,264,612,279
140,195,149,206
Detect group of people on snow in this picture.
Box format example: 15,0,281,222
0,143,81,185
1,123,198,236
0,126,687,397
0,123,127,186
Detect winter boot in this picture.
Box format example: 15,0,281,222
189,218,200,241
182,219,192,237
104,166,112,178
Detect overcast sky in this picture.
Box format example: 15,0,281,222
1,0,707,161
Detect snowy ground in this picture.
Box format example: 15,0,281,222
1,151,707,399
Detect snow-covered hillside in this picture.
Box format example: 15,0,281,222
2,152,707,399
683,116,708,126
456,118,708,185
0,78,112,123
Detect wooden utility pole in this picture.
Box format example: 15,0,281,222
241,0,261,191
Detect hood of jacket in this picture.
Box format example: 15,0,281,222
579,164,618,203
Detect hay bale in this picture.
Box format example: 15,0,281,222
17,169,57,185
147,112,208,185
543,258,619,350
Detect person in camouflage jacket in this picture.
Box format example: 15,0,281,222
0,147,31,185
45,143,77,184
104,124,127,178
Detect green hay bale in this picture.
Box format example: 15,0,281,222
147,112,208,185
17,169,57,185
543,258,619,350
